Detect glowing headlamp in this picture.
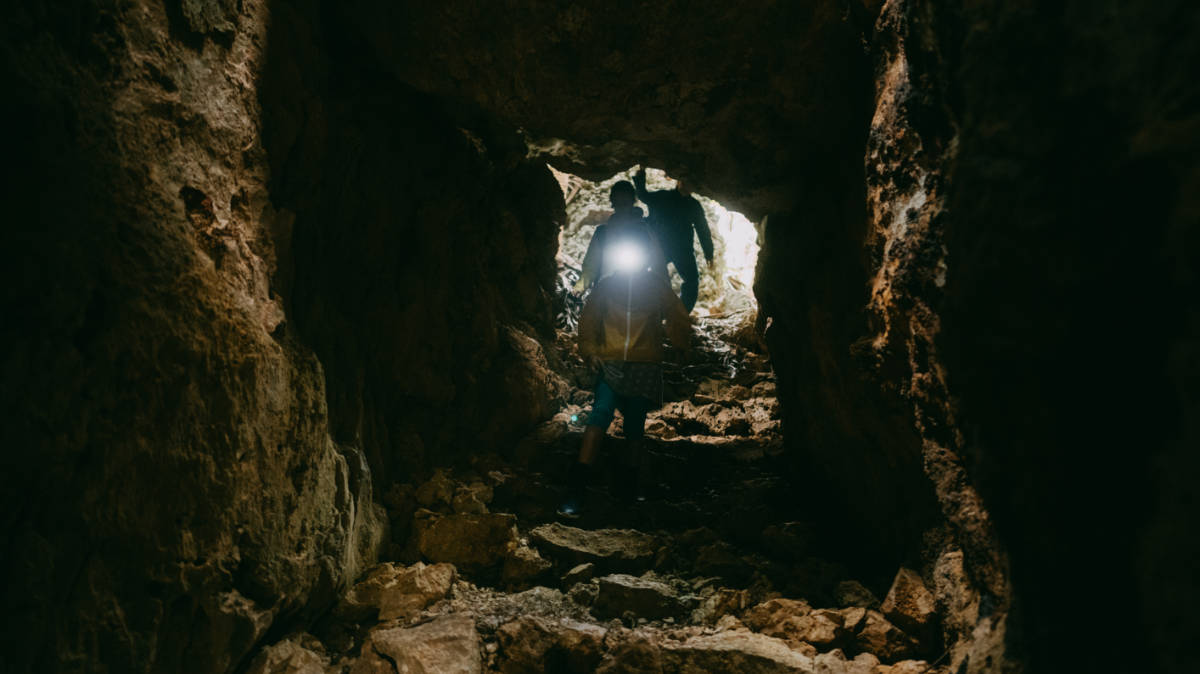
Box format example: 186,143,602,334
610,240,647,273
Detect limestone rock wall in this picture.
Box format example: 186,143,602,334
925,2,1200,671
258,0,569,487
0,1,565,671
0,2,385,671
854,0,1199,670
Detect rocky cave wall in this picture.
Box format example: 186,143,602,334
918,2,1199,671
0,2,387,671
2,0,1196,672
257,0,570,489
327,0,1200,670
0,1,567,671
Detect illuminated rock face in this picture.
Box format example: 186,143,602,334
2,0,1196,672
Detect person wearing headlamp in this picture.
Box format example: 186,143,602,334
559,186,690,518
573,181,669,293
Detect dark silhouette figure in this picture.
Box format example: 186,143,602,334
561,182,689,518
574,181,668,293
634,167,714,312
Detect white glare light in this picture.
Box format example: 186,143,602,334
610,241,645,272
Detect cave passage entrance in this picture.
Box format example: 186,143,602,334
549,165,760,317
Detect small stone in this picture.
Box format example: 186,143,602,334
714,614,743,632
839,606,868,633
502,545,553,587
244,637,329,674
452,486,489,514
415,469,456,508
880,568,936,639
876,659,933,674
815,648,878,674
692,588,750,625
596,635,664,673
567,581,599,606
855,610,918,663
592,574,686,621
562,562,596,587
835,580,881,609
742,598,812,631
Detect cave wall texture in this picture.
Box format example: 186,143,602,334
1,0,1197,672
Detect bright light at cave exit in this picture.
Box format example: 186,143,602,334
700,189,759,295
549,164,760,312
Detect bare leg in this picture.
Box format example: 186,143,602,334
578,425,604,465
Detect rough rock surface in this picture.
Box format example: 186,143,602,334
744,600,848,651
854,611,918,663
879,568,936,641
592,574,688,621
0,3,388,670
529,523,660,573
561,563,597,587
244,636,330,674
351,614,481,674
501,545,554,588
413,511,518,572
339,562,457,622
344,1,871,215
660,630,816,673
835,581,881,610
494,616,606,674
5,0,1196,671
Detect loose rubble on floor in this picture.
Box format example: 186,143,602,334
246,314,948,673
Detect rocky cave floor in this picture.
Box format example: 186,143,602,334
246,310,947,674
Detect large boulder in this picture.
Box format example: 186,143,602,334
351,614,481,674
529,523,660,573
339,562,457,622
494,615,607,673
880,568,937,641
660,630,817,673
592,574,688,621
743,599,848,650
413,510,517,571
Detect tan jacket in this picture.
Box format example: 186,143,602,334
577,270,690,362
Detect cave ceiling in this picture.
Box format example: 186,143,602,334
341,0,876,216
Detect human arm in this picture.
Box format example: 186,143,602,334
633,167,651,203
575,226,606,292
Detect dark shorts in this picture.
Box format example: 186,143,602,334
587,377,651,440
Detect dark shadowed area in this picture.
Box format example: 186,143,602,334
0,1,1195,673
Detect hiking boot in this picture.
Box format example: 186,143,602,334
558,461,593,519
556,498,582,519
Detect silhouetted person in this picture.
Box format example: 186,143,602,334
560,183,689,518
634,167,713,312
574,181,668,293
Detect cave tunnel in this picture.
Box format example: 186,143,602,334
1,1,1197,673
